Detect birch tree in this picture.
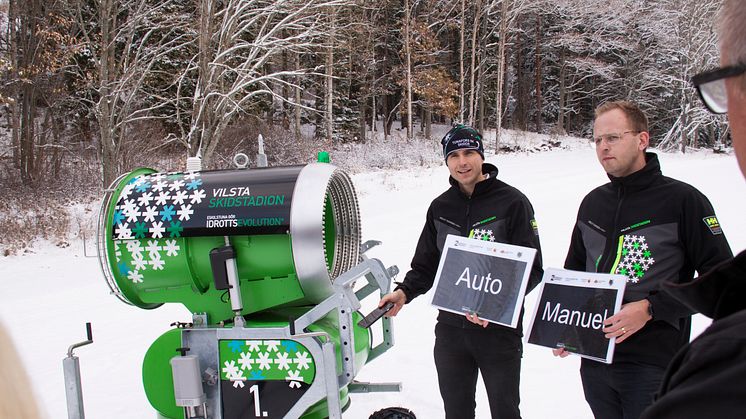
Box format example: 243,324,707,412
179,0,357,164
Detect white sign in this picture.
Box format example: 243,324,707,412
430,234,537,328
525,268,627,364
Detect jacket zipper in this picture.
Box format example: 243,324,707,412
599,185,625,273
465,197,472,236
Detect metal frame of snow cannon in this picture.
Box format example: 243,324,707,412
176,242,399,419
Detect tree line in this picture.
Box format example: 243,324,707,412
0,0,729,188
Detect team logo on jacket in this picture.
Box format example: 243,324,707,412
702,216,723,235
468,228,495,241
613,235,655,283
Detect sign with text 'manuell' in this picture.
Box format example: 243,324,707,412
430,234,537,328
525,268,626,364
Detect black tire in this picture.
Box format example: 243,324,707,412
368,406,417,419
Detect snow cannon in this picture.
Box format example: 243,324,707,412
98,156,401,419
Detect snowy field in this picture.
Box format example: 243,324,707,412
1,144,744,419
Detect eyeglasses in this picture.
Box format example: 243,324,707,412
692,64,746,114
592,130,639,146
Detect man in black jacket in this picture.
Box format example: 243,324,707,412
379,125,543,419
554,100,733,419
640,1,746,417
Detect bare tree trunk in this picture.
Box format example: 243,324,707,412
325,47,333,142
557,50,567,134
404,0,412,139
534,13,542,133
294,51,302,138
8,0,20,170
468,0,482,126
459,0,466,122
425,107,432,139
494,0,509,153
371,95,376,134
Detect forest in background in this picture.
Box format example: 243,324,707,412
0,0,733,253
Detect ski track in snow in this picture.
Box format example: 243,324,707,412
1,147,743,419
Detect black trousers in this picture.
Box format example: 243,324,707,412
580,358,665,419
433,322,523,419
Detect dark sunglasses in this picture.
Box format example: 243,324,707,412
691,64,746,114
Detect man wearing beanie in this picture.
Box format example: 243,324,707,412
379,124,543,419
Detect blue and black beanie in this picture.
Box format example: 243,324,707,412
441,124,484,161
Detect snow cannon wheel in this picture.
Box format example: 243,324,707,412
369,407,417,419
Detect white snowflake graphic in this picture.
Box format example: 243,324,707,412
137,192,153,207
222,360,246,388
155,191,171,206
190,189,206,204
172,190,188,205
163,240,180,257
294,352,312,370
150,255,165,270
615,235,655,283
115,223,132,240
257,353,272,370
265,340,281,352
246,341,262,352
142,206,159,223
132,253,148,271
149,222,165,239
152,180,168,192
238,352,254,371
169,180,185,191
177,204,194,221
275,352,292,370
286,370,302,388
127,270,144,284
146,240,162,256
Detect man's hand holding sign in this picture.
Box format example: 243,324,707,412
430,235,537,329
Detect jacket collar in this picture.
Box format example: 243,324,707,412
608,152,662,191
449,162,500,198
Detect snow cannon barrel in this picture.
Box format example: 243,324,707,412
98,163,362,323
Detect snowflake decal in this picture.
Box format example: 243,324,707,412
471,228,495,242
219,340,316,387
615,235,655,283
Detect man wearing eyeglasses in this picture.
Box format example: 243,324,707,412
554,100,733,419
640,1,746,417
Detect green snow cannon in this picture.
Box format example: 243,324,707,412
98,160,399,419
99,163,362,321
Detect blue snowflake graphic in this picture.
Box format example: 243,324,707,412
160,205,176,221
113,210,125,225
136,181,152,193
281,340,300,353
249,371,266,380
228,340,244,353
117,262,131,275
186,179,203,190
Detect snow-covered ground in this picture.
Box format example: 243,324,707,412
1,144,744,419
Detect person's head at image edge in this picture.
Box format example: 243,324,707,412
592,100,651,178
441,124,486,196
719,0,746,177
0,322,42,419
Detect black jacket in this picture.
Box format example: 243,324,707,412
565,153,732,367
640,250,746,418
396,163,543,335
